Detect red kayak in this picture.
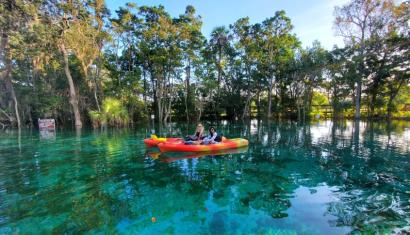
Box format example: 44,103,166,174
158,138,249,152
143,137,182,147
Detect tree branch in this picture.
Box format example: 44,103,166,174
0,107,12,121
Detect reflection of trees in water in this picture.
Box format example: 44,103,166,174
253,120,410,233
158,120,410,233
0,121,409,233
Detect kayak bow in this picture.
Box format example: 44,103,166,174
143,135,182,147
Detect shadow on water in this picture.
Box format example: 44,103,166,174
0,120,409,234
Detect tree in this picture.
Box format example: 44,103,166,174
208,26,232,120
327,47,356,118
88,0,110,112
45,0,95,128
295,42,328,120
138,5,184,123
379,35,409,118
175,5,204,122
0,0,37,128
1,1,409,129
334,0,399,119
231,17,258,120
259,11,299,119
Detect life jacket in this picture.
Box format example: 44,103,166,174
214,133,223,142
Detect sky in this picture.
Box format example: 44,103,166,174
105,0,350,50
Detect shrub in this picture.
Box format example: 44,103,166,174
89,98,129,128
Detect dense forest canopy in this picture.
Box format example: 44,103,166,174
0,0,409,129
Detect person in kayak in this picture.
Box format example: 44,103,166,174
185,123,205,141
201,126,222,145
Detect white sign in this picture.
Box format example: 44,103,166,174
38,119,55,130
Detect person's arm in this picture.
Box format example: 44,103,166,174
198,129,204,139
209,132,217,142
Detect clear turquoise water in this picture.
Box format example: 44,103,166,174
0,120,409,234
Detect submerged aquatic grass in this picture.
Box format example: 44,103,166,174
0,121,409,234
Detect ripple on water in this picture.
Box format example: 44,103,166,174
0,122,409,234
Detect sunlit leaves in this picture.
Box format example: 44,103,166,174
90,97,129,127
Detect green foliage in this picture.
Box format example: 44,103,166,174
391,85,410,118
1,0,409,129
310,92,330,118
311,92,329,106
89,98,129,127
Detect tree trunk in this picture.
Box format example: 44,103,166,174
150,69,158,122
256,85,261,120
143,69,147,104
94,56,102,112
369,91,376,118
93,77,100,112
242,66,251,120
0,107,13,124
198,102,202,122
1,33,21,129
163,95,172,123
355,30,366,120
215,48,222,121
242,94,252,121
304,86,313,120
9,78,21,129
267,76,274,119
157,92,162,123
60,42,82,128
185,62,190,122
156,73,164,124
88,65,100,112
387,96,394,119
387,80,404,119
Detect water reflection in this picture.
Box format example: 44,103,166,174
0,120,409,234
158,147,249,163
39,130,56,140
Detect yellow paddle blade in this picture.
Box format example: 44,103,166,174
151,134,167,141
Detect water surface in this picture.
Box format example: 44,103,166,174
0,121,409,234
